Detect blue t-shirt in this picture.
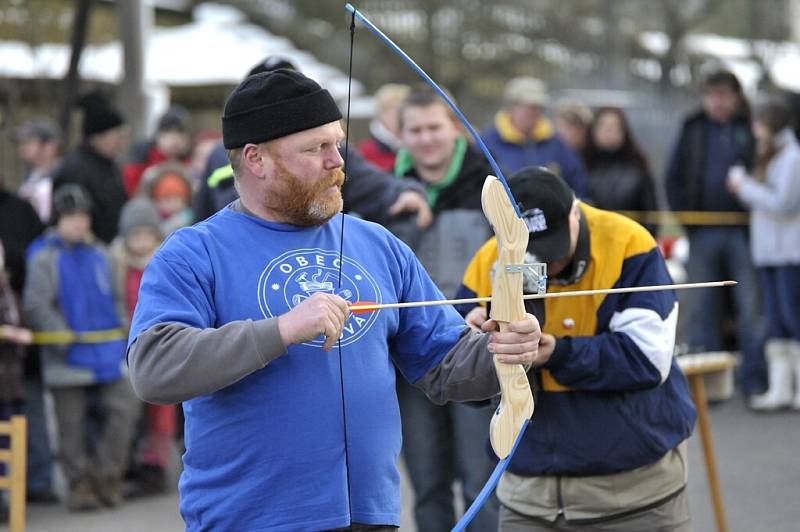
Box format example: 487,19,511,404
128,206,466,531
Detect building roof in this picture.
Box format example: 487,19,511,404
0,3,364,102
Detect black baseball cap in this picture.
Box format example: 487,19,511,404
507,166,575,263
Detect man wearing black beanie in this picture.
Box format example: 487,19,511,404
53,91,128,243
127,69,543,531
194,56,433,228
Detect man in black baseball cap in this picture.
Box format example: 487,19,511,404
509,166,588,282
458,165,696,531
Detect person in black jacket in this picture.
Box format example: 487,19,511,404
0,187,43,294
53,91,129,243
0,185,58,505
583,106,658,234
664,69,765,396
391,84,498,532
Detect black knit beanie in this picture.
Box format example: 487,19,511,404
222,69,342,149
78,91,125,138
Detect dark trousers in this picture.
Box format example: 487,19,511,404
24,378,54,494
50,377,139,484
686,227,766,394
397,377,498,532
759,265,800,341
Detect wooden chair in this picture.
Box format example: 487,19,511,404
678,352,736,532
0,415,27,532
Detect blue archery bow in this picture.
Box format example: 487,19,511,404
344,4,533,530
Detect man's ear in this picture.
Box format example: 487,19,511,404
242,143,268,179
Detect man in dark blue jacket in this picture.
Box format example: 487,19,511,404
664,69,764,396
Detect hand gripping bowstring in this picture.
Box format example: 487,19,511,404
343,5,535,530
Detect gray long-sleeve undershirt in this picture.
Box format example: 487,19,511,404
128,320,499,405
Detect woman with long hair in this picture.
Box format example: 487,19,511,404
728,95,800,411
583,106,658,233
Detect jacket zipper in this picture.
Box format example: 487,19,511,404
556,476,564,517
545,399,564,517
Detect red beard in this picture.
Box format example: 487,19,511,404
264,161,345,226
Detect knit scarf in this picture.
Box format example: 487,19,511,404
394,136,468,208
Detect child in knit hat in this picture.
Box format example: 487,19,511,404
114,198,163,317
23,185,139,511
139,162,194,236
113,198,176,497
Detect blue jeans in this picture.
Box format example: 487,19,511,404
396,376,498,532
686,227,766,394
24,378,54,494
759,266,800,341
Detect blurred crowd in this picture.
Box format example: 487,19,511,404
1,54,798,532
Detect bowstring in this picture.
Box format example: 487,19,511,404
336,8,356,524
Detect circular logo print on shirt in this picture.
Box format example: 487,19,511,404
257,248,382,348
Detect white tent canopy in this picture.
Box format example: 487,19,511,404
0,3,365,103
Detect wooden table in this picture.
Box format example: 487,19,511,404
678,352,736,532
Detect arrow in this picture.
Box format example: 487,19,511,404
348,280,737,314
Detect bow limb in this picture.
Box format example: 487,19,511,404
344,0,534,451
344,3,520,217
344,5,535,530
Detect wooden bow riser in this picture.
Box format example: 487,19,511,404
481,176,535,459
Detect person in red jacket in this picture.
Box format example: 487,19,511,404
123,106,193,197
357,83,409,171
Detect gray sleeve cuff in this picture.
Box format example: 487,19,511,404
250,317,288,365
413,327,500,405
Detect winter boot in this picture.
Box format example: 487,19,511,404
93,474,124,507
125,464,167,499
788,341,800,411
67,479,101,512
750,340,793,411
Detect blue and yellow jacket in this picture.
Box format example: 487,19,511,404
481,111,588,198
458,203,696,476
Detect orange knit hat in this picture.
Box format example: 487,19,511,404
151,173,191,201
